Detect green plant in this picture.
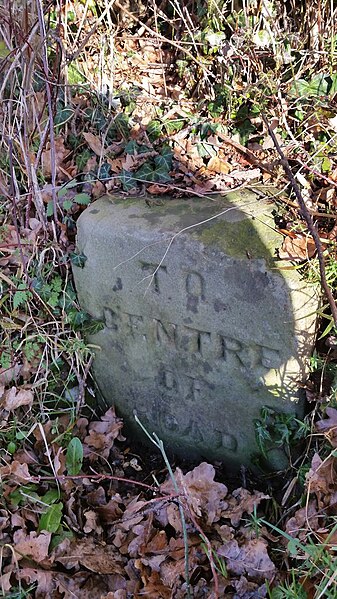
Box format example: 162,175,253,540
254,407,309,460
200,539,228,577
267,571,308,598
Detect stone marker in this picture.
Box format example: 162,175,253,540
73,191,319,469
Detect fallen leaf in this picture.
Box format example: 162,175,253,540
83,132,104,156
14,530,51,562
207,156,231,174
221,488,270,527
1,386,34,410
56,538,125,574
306,453,337,507
0,460,33,483
218,537,275,581
316,407,337,446
285,500,319,540
278,235,316,261
161,462,228,525
84,407,124,459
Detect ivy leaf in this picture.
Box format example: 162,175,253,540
125,140,139,154
39,503,63,533
290,74,330,98
66,437,83,475
54,107,74,128
98,162,111,180
135,163,155,182
164,119,185,134
146,120,162,141
76,149,92,171
119,169,137,191
153,165,172,183
69,252,87,268
83,319,105,335
254,419,273,457
114,113,130,139
155,146,173,171
67,309,90,328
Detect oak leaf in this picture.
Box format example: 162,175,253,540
218,537,275,581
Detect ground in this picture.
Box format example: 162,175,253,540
1,1,337,598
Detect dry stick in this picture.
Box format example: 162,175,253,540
35,0,58,230
183,499,220,598
7,138,27,276
262,114,337,328
29,472,160,491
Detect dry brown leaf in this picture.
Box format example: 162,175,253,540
218,537,275,581
106,157,124,173
84,407,124,459
1,386,34,411
230,168,261,181
41,138,69,179
83,510,103,535
19,568,55,598
147,184,169,194
96,497,124,523
56,538,125,574
278,235,317,261
14,530,51,562
305,453,337,506
285,500,319,540
0,572,12,594
161,462,228,526
221,488,270,527
0,460,33,483
207,156,231,174
316,407,337,446
83,132,104,156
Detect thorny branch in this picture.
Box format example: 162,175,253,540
262,114,337,328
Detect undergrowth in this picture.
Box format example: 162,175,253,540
1,0,337,597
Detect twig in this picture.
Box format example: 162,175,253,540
134,414,192,599
262,114,337,328
29,472,160,491
7,138,27,276
35,0,58,230
187,508,220,598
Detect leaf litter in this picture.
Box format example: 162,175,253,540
1,2,337,597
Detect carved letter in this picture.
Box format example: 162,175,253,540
213,429,238,451
140,261,167,294
128,314,147,340
103,307,118,330
181,326,211,356
261,346,282,369
185,271,205,313
154,319,176,347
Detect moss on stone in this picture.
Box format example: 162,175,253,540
196,218,279,265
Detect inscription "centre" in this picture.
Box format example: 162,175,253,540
103,306,282,387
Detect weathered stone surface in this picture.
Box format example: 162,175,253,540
73,191,319,468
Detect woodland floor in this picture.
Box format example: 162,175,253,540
1,3,337,598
